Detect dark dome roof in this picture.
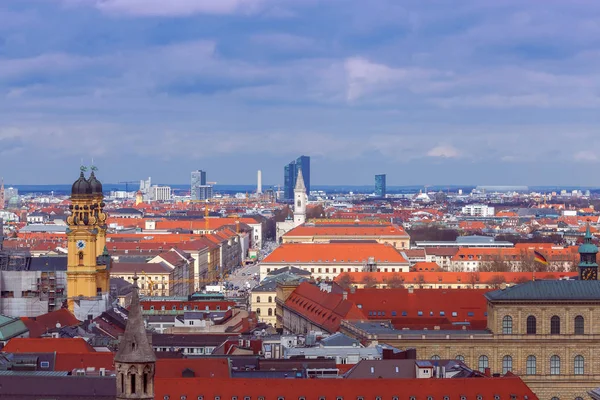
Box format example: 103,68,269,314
72,171,92,196
88,171,103,194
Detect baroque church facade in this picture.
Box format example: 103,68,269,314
67,167,112,320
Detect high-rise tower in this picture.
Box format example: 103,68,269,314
66,167,111,318
375,174,386,197
115,275,156,400
257,170,262,194
283,155,310,200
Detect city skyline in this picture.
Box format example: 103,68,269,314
3,1,600,185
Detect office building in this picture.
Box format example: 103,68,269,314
191,170,209,200
375,174,386,197
283,155,310,200
151,185,172,202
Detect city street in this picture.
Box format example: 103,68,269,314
224,262,261,296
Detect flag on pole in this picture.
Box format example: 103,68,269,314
533,250,548,265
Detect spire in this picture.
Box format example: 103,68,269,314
295,168,306,191
115,274,156,363
585,222,593,243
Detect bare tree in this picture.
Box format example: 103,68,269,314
487,274,506,289
361,275,378,288
468,271,481,288
337,273,354,290
416,273,425,289
386,273,404,288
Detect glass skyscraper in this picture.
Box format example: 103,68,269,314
375,174,386,197
191,170,208,200
283,155,310,200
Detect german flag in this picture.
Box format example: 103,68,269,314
533,250,548,265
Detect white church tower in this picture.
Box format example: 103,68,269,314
294,168,307,226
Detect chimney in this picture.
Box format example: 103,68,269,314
408,287,414,294
484,367,491,377
342,291,348,300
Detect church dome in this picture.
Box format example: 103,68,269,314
72,171,92,196
88,171,103,194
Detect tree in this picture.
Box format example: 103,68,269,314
361,275,378,288
467,271,481,288
386,273,404,288
407,226,459,244
337,273,354,290
479,254,512,273
306,204,326,220
487,274,506,289
416,273,425,289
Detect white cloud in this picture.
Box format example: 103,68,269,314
427,144,460,158
574,151,599,163
63,0,266,16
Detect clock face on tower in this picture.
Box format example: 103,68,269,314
582,268,598,281
76,240,86,250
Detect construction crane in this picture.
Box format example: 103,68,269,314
119,181,138,192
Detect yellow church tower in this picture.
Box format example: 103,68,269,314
66,166,111,317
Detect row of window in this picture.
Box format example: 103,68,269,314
264,267,403,274
364,310,482,318
255,296,272,303
256,308,273,316
468,354,587,375
148,305,224,311
166,396,514,400
502,315,585,335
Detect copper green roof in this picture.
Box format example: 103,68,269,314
485,280,600,302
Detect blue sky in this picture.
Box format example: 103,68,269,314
2,0,600,186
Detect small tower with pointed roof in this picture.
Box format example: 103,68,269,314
115,275,156,400
578,223,598,280
294,168,307,226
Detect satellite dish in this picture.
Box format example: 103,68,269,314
55,322,61,328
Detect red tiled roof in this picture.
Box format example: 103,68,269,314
284,224,409,238
140,301,235,312
335,271,577,286
284,282,365,333
21,309,80,338
263,243,409,264
412,262,441,271
155,375,538,399
2,338,96,354
156,358,230,378
347,288,490,321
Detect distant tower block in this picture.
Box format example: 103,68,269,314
257,170,263,194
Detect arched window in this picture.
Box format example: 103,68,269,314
526,355,536,375
574,355,584,375
256,308,261,315
268,296,273,303
550,316,560,335
526,315,536,334
297,200,301,207
455,355,465,362
502,316,513,334
268,308,273,316
550,355,560,375
502,355,512,374
574,315,584,335
431,355,441,360
550,398,559,400
256,296,261,303
78,251,84,266
478,355,489,373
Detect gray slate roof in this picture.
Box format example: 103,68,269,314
485,280,600,302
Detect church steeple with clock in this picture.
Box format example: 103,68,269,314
66,166,111,318
578,223,598,280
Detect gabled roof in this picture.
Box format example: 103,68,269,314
112,262,172,274
284,282,365,333
21,309,80,338
54,352,115,371
262,242,409,264
283,224,409,238
485,280,600,302
155,375,537,399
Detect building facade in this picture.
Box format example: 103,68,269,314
283,155,310,200
191,170,208,200
375,174,386,197
66,168,111,320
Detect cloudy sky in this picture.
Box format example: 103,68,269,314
2,0,600,186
